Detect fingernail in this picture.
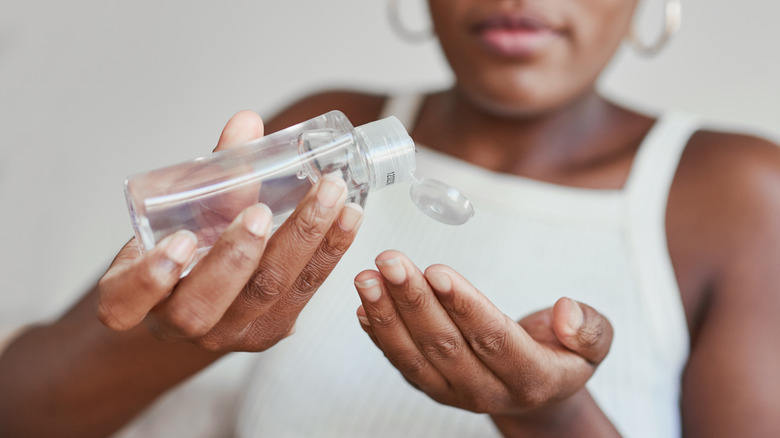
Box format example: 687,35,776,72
426,270,452,294
242,204,273,237
338,203,363,232
355,278,382,302
317,175,346,208
357,315,370,326
567,298,584,329
375,257,406,285
163,230,197,265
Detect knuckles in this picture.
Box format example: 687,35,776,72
578,322,604,350
96,248,182,332
390,352,429,377
318,233,350,262
393,290,430,316
220,238,261,273
96,297,134,332
444,292,480,320
287,206,333,246
294,261,328,295
418,333,464,361
243,269,286,304
368,309,402,329
576,316,613,364
467,322,510,358
164,299,215,338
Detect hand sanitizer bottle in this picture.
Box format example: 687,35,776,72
124,110,415,269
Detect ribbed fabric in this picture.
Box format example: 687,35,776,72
233,96,698,437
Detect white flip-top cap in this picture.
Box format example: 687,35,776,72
354,116,416,190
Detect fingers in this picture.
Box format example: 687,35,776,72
551,297,613,365
218,175,349,336
148,204,274,339
354,269,449,392
354,256,614,414
424,265,537,377
250,202,364,334
97,232,197,331
214,110,264,151
98,110,263,334
356,305,381,349
356,251,509,398
290,203,364,305
103,171,360,353
380,253,496,379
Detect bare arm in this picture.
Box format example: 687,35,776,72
0,289,222,437
668,132,780,437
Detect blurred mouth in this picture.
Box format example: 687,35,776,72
473,14,562,59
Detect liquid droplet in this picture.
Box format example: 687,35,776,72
296,169,308,180
410,177,474,225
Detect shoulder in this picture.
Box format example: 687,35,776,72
679,129,780,185
673,130,780,224
263,90,387,134
673,129,780,237
668,127,780,336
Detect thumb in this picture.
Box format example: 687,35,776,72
214,110,264,152
551,297,613,365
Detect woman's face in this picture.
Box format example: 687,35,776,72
427,0,639,116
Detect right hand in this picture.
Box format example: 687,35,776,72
97,111,364,352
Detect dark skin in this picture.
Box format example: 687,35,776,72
2,0,780,436
269,0,780,433
267,86,780,436
0,113,366,437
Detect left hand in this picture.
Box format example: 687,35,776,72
354,250,613,417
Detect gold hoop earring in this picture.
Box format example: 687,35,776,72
628,0,682,56
387,0,433,43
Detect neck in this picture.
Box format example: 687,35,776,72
413,87,652,187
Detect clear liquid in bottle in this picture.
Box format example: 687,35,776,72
125,111,413,274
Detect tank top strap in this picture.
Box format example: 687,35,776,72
624,111,700,202
622,110,700,371
379,94,425,129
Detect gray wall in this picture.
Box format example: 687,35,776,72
1,1,778,325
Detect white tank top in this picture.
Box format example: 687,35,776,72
113,95,699,438
232,96,698,437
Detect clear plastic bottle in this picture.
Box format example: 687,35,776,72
124,110,415,269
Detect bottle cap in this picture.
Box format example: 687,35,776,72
354,116,416,190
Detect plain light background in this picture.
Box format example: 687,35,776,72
1,0,778,328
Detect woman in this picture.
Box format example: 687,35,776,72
1,0,779,436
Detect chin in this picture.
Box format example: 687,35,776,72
458,84,571,119
456,65,598,119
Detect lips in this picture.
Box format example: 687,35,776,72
473,13,562,58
